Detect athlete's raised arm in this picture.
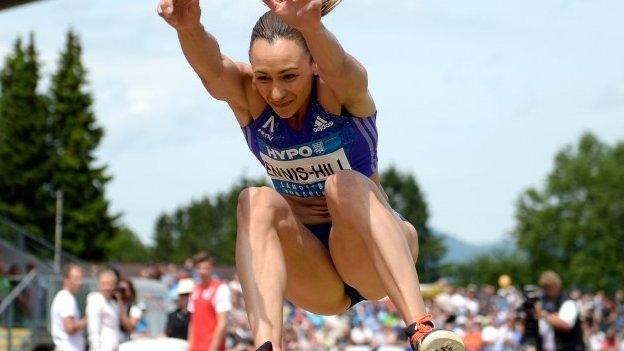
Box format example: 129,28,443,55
158,0,253,124
262,0,374,117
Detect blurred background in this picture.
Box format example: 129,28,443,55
0,0,623,350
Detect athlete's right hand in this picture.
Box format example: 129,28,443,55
157,0,201,30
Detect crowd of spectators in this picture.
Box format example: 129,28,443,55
3,258,624,350
152,263,624,351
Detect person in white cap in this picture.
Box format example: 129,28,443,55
165,278,194,340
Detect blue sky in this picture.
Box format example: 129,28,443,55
1,0,623,244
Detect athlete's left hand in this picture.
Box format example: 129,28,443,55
262,0,322,32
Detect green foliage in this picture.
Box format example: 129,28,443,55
513,133,624,292
0,31,118,261
47,30,119,260
441,250,530,287
151,177,268,264
105,227,150,262
0,34,52,236
381,166,446,282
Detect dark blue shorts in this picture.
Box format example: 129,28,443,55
304,212,408,307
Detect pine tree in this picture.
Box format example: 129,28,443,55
0,34,52,236
48,30,118,259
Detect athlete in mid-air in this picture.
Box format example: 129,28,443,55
158,0,465,350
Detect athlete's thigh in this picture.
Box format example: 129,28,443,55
270,193,350,315
327,180,418,300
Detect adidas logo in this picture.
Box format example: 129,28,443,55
313,116,334,133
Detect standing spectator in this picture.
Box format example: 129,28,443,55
537,270,585,351
87,269,120,351
117,279,142,342
50,264,87,351
166,278,193,340
188,252,231,351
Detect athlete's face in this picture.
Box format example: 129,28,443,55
250,38,315,119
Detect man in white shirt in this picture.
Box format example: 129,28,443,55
86,269,120,351
50,264,87,351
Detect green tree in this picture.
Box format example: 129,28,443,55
381,166,446,282
48,31,118,259
106,227,150,262
151,177,267,263
441,251,529,287
513,133,624,292
0,35,52,236
153,215,177,261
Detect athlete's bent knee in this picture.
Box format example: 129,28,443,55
236,186,285,225
325,170,371,204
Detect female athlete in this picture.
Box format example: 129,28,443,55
157,0,465,350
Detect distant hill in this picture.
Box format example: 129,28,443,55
433,229,516,263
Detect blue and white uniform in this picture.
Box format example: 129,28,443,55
242,91,378,198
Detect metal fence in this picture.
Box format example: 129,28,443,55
0,217,86,272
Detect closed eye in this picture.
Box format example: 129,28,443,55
282,74,297,81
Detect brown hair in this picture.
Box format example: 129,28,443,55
250,0,343,57
119,278,137,303
193,251,215,266
63,264,83,279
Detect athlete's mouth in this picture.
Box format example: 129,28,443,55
272,100,293,108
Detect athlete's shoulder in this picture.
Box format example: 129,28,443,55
316,76,376,118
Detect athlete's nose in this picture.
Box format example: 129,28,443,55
270,84,286,101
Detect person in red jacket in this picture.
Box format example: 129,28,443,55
187,252,232,351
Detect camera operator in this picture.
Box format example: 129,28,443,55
536,271,584,351
518,284,542,351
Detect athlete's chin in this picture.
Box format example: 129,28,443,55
273,108,297,119
275,112,296,119
270,102,299,119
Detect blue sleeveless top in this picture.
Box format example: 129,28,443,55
241,95,378,198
